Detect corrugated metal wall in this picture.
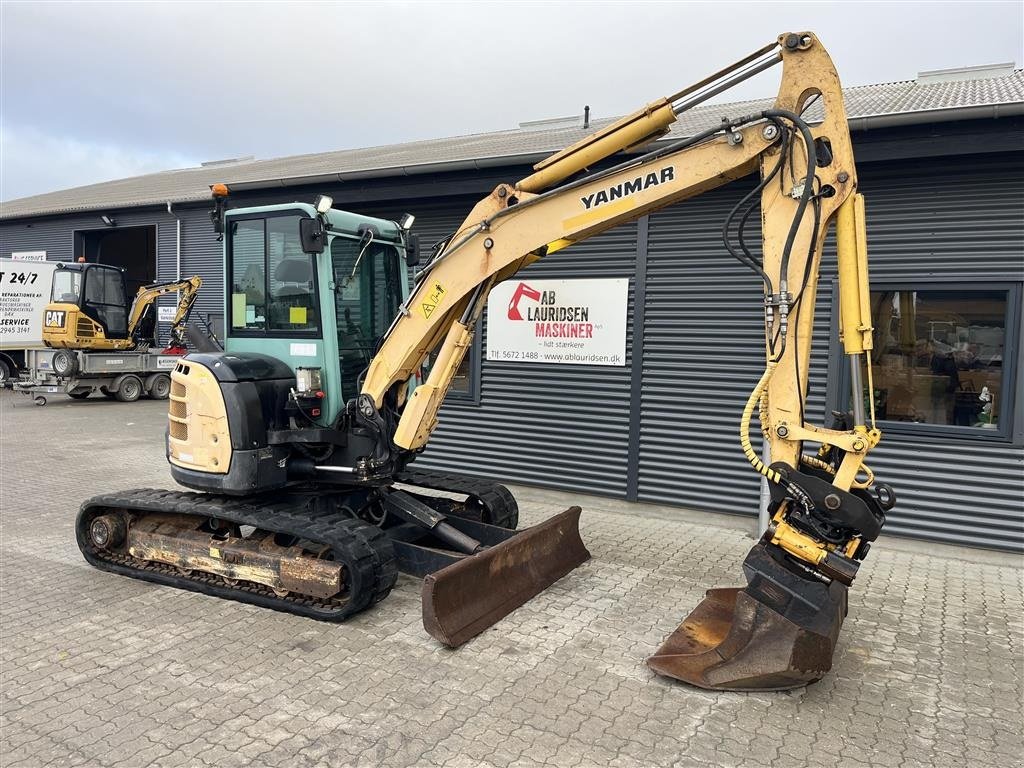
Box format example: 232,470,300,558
636,153,1023,550
640,184,768,515
0,208,167,264
2,151,1020,551
826,154,1024,551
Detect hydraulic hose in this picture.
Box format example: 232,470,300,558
740,363,782,485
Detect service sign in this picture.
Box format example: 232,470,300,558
10,251,46,262
0,258,57,350
486,278,628,366
157,306,176,322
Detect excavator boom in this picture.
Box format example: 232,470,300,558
356,31,891,689
127,275,203,349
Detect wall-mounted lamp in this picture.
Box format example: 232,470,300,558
101,215,116,227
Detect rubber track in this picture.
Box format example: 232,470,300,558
77,488,398,622
396,469,519,529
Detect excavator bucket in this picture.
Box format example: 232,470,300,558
418,507,590,647
648,540,848,691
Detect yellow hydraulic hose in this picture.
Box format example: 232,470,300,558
740,363,783,485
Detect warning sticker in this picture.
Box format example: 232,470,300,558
420,282,447,320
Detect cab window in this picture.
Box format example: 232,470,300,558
229,215,320,335
330,236,403,393
51,270,82,303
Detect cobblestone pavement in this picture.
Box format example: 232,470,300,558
1,390,1021,768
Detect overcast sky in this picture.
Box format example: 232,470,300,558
2,1,1022,202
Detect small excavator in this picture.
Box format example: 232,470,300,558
43,261,202,376
78,32,893,691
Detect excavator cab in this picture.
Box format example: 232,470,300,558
44,262,132,349
216,203,410,420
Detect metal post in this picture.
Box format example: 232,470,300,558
757,440,772,535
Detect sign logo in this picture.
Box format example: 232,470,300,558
507,282,541,320
487,278,628,366
44,310,66,328
421,282,447,320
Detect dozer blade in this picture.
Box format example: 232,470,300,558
647,540,848,691
421,506,589,647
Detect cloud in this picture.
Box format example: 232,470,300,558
1,1,1021,201
0,124,197,202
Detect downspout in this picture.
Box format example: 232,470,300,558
166,201,181,280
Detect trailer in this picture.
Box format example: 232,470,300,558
0,257,58,384
13,348,180,406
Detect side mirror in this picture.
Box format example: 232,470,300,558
405,233,421,267
300,217,326,254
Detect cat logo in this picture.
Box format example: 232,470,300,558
44,310,66,328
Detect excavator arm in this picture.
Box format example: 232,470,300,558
355,31,892,689
127,275,202,348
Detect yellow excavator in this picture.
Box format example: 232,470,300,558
43,261,202,375
77,31,893,691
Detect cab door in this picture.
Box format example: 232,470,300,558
81,266,129,338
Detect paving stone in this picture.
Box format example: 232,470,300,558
1,391,1021,768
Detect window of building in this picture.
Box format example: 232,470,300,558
228,214,320,336
836,282,1020,441
421,329,481,403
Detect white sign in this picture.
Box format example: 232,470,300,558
158,306,176,322
486,278,628,366
289,343,317,357
0,258,57,350
10,251,46,262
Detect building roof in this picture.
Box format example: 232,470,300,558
3,66,1022,221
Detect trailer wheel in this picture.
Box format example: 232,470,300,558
51,350,79,377
0,358,11,385
115,375,143,403
34,396,47,406
145,373,171,400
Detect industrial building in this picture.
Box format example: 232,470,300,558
2,63,1022,551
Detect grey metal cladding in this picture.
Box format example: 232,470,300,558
829,153,1024,551
640,153,1023,550
178,206,225,331
640,182,770,516
1,150,1020,553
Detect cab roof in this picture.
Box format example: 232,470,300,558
224,202,403,243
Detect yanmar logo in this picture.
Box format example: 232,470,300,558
506,282,593,339
580,166,675,210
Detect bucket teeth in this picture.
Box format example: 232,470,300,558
647,541,848,691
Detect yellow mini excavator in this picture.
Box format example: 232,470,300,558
43,261,201,359
78,32,893,691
